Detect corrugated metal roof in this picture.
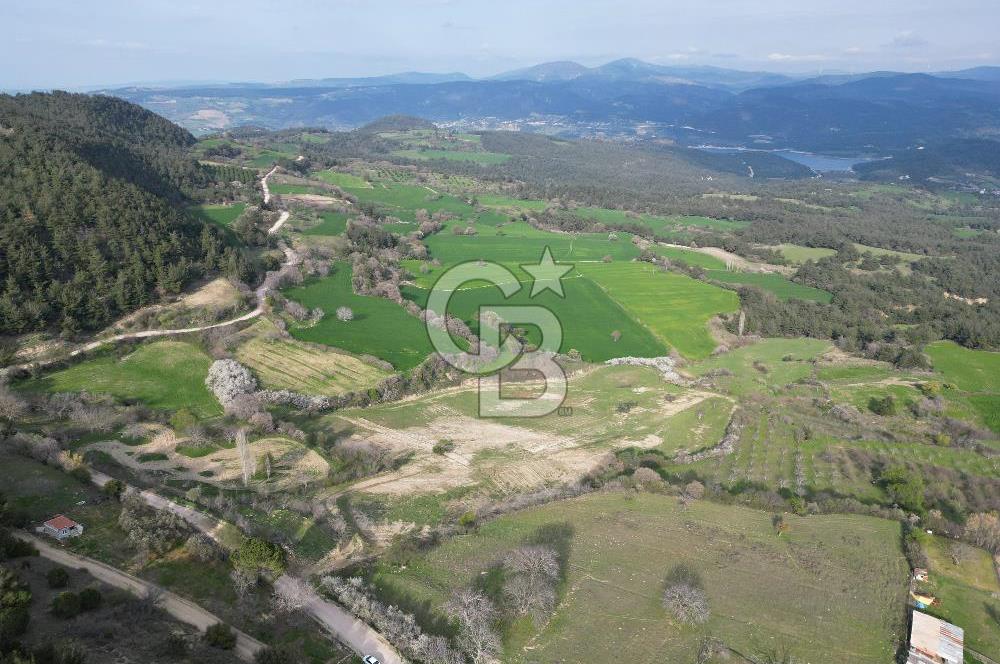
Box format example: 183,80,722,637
909,611,963,664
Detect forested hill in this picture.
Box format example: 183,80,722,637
0,92,247,336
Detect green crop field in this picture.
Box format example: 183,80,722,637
392,149,512,165
283,264,433,370
476,195,549,211
768,244,839,263
705,270,833,302
26,341,221,417
193,203,245,227
402,268,668,362
425,229,640,264
577,262,739,359
651,245,726,269
927,341,1000,393
573,207,749,232
269,183,330,195
300,211,350,236
927,341,1000,432
372,492,908,664
315,170,371,188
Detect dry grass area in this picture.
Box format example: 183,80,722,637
178,277,241,308
234,319,390,395
324,366,724,498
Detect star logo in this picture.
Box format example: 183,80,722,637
522,246,573,298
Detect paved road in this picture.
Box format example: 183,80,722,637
16,533,264,662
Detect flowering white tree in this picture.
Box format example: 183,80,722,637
336,306,354,321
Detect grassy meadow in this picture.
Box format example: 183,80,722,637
372,492,908,664
26,341,221,417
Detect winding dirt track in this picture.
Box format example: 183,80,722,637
87,471,404,664
15,532,265,662
14,170,295,370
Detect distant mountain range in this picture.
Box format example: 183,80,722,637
101,58,1000,166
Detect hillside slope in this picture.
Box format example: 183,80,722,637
0,92,248,336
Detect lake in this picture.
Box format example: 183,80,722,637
694,146,875,172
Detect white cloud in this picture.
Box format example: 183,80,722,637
885,31,929,50
767,52,830,62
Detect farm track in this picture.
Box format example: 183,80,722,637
83,470,405,664
11,170,297,372
14,532,265,662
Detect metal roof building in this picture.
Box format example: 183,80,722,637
907,611,963,664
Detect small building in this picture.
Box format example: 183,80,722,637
42,515,84,541
907,611,963,664
913,568,929,582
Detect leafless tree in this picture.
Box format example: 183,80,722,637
662,565,710,625
444,589,501,664
236,429,256,486
965,512,1000,553
0,385,27,421
684,480,706,500
273,576,312,613
230,567,256,597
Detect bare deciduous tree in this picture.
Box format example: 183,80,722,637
272,576,312,613
444,589,501,664
662,565,710,625
236,429,256,486
965,512,1000,553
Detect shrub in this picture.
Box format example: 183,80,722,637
255,647,294,664
51,591,81,619
231,537,285,576
0,606,30,642
47,567,69,589
204,622,236,650
661,565,709,625
69,466,91,484
457,511,477,530
102,478,126,500
79,587,102,611
868,395,897,416
432,439,455,455
878,465,925,513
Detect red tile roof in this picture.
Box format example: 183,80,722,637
44,515,79,530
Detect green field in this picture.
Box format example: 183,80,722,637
193,203,245,227
577,262,739,359
705,270,834,302
927,341,1000,432
574,208,749,232
425,228,640,264
402,267,668,362
688,338,831,396
651,245,727,269
314,170,371,188
768,244,839,263
269,183,331,195
27,341,221,417
920,536,1000,657
476,195,549,211
372,492,908,664
392,149,511,165
283,264,433,370
300,211,350,236
927,341,1000,393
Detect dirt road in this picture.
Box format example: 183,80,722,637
88,472,405,664
13,170,296,371
261,165,279,205
16,533,265,662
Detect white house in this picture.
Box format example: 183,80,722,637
41,515,84,541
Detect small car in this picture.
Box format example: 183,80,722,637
362,657,382,664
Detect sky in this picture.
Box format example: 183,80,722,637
6,0,999,89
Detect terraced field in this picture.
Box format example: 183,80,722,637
705,270,833,302
235,320,390,395
372,493,909,664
